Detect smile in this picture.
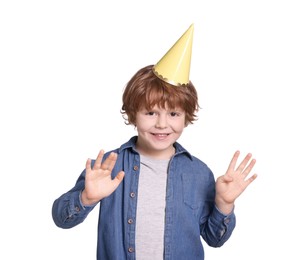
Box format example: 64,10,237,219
152,133,170,136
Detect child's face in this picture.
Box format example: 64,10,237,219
135,105,186,159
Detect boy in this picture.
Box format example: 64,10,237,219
52,24,257,260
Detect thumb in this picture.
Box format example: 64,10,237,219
222,174,233,183
113,171,125,187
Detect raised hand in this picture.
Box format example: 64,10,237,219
215,151,257,214
81,150,125,206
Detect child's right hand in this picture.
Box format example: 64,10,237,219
81,150,125,206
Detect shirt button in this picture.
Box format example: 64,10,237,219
133,165,139,171
128,218,134,224
75,206,80,212
224,218,230,224
128,247,134,253
130,192,135,198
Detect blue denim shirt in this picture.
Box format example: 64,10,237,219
52,136,236,260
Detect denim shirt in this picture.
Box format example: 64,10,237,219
52,136,236,260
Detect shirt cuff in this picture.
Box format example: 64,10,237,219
212,204,235,225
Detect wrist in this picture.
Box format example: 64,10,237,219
81,190,99,206
215,198,234,215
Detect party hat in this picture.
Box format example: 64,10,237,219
153,24,194,86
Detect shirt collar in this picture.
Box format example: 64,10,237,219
119,136,193,160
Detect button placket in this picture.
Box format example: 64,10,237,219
127,161,139,257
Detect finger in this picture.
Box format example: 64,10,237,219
93,149,105,170
217,174,233,183
226,150,240,173
85,158,92,172
236,153,252,172
109,171,125,191
101,152,118,171
242,158,256,177
223,174,233,183
114,171,125,184
245,173,258,185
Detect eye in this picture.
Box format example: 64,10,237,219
146,111,156,116
170,112,180,117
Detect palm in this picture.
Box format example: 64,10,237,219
82,150,125,205
216,151,257,204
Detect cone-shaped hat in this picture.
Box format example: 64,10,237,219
153,24,194,86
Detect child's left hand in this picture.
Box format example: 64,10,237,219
215,151,257,214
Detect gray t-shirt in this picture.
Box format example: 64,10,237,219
135,155,170,260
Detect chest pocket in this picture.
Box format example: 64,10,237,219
181,171,215,210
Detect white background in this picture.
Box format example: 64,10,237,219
1,0,307,259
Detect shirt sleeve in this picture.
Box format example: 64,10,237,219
52,170,97,229
201,204,236,247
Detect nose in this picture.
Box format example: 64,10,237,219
155,114,167,129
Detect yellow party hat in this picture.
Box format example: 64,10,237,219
153,24,194,86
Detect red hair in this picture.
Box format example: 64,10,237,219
121,65,199,125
